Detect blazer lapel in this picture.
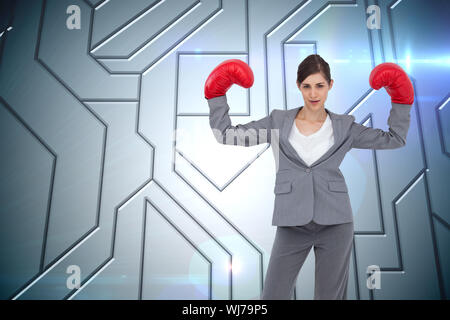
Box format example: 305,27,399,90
280,106,346,168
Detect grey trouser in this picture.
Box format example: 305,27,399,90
261,220,354,300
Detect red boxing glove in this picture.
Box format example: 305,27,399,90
204,59,254,99
369,62,414,105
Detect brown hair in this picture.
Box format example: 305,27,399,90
296,54,331,85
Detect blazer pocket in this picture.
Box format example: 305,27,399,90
274,181,292,194
328,180,348,193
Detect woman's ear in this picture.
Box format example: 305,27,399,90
329,79,334,90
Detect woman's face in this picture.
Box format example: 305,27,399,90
297,72,333,110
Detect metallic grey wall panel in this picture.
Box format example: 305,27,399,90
40,0,140,100
90,0,159,52
0,0,448,300
0,99,53,298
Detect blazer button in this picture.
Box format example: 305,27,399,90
305,168,311,173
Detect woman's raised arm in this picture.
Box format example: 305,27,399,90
204,59,273,147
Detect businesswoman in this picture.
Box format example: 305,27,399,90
204,54,414,300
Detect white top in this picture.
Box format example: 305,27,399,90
288,113,335,167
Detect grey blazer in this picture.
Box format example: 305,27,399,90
207,95,412,226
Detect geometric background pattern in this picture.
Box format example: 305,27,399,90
0,0,448,299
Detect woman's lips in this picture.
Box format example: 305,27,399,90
310,100,320,104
